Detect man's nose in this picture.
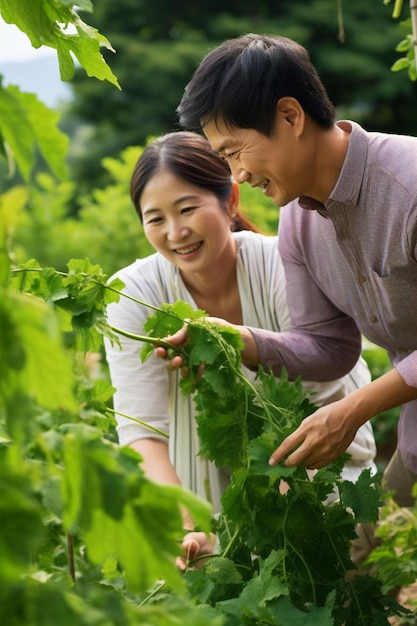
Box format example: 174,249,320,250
230,163,250,184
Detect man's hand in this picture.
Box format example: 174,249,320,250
268,399,360,469
269,368,417,470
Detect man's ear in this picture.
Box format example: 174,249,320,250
277,97,305,136
227,181,240,217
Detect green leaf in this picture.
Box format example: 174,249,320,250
408,62,417,81
391,57,410,72
12,261,68,303
60,425,212,593
218,550,290,622
248,431,294,477
0,448,45,583
0,186,28,286
141,301,204,362
57,26,120,89
0,287,76,413
0,0,120,88
395,37,412,52
0,83,69,181
339,469,382,524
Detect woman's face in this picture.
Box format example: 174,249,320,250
141,170,237,275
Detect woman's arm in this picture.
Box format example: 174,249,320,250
130,438,195,531
130,438,216,567
130,438,182,486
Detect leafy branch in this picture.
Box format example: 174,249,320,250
141,303,408,624
0,0,120,87
0,1,120,182
8,257,412,623
384,0,417,80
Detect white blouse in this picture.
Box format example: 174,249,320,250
104,231,376,512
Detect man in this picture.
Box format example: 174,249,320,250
165,33,417,563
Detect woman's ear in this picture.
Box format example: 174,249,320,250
276,97,305,137
227,181,240,218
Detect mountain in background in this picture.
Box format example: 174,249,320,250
0,55,72,108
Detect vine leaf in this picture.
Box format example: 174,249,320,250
339,469,383,523
0,0,120,88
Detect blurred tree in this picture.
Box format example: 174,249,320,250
66,0,417,194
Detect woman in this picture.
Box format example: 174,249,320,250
104,131,376,562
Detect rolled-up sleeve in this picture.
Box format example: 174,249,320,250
394,351,417,389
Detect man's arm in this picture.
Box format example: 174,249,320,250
268,368,417,469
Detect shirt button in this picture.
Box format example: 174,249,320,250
370,315,378,323
359,275,367,283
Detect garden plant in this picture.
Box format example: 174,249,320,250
1,1,416,624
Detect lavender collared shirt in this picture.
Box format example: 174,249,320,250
249,121,417,472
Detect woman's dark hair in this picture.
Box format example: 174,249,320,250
130,131,261,232
177,33,335,135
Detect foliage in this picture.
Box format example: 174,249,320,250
0,0,119,87
384,0,417,81
0,3,415,624
365,484,417,596
11,147,153,274
3,221,414,625
391,21,417,82
0,0,121,185
132,300,409,625
3,247,412,624
0,80,69,182
66,0,417,192
1,246,215,624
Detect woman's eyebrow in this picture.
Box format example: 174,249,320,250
142,194,201,216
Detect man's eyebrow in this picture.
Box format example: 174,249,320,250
215,142,230,155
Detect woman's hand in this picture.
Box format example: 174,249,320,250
176,531,217,571
155,317,260,370
155,323,190,371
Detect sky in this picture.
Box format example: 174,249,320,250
0,18,55,63
0,18,72,106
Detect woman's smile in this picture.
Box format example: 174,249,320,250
174,242,203,256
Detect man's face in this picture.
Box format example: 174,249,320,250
203,113,309,207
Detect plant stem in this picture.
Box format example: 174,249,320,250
410,0,417,75
336,0,345,43
106,406,169,439
139,581,167,606
109,324,182,353
12,266,181,320
103,282,180,319
67,533,76,585
392,0,404,18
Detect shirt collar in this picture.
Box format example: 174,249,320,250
326,120,368,209
298,121,368,218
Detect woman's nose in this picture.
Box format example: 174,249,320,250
167,219,190,240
